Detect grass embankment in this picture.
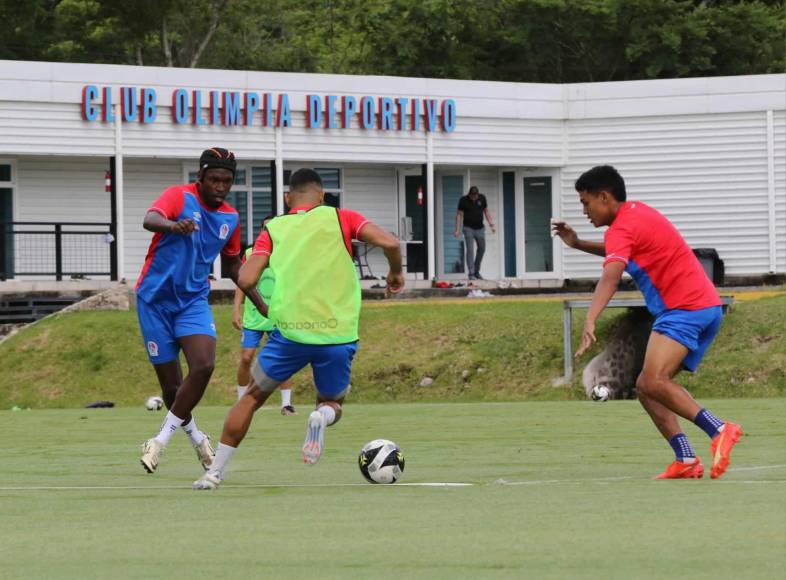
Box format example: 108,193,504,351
0,292,784,409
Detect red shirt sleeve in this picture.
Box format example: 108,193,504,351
338,209,371,240
148,186,185,220
221,221,241,256
252,230,272,256
604,220,634,267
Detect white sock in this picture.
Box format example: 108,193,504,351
280,388,292,408
236,385,247,400
210,443,237,479
181,417,206,446
317,404,337,426
154,411,184,445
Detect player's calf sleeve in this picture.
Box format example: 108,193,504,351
317,403,340,426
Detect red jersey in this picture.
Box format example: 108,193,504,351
253,205,370,256
604,201,720,316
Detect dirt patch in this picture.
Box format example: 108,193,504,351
369,363,415,381
751,335,775,349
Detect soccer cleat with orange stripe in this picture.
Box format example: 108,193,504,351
653,458,704,479
710,422,743,479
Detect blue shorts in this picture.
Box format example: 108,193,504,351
652,306,722,372
136,298,216,364
258,330,358,399
241,328,268,349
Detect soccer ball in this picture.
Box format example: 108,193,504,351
591,385,611,402
145,396,164,411
358,439,405,484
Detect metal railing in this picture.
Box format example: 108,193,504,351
0,221,117,281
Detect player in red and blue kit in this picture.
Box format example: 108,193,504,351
553,165,743,480
137,148,255,475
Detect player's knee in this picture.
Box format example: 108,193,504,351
240,351,255,367
189,360,215,382
636,370,667,396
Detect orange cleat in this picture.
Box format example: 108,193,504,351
710,422,744,479
654,458,705,480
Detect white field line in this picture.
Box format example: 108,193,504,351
0,482,474,491
0,466,782,492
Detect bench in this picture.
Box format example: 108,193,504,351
562,296,735,382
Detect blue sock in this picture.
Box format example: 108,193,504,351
668,433,696,462
693,408,725,439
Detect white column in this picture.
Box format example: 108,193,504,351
113,102,125,281
275,127,284,214
426,133,436,281
766,110,777,273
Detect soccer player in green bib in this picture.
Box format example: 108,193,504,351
233,224,296,415
194,169,404,490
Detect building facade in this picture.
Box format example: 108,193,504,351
0,61,783,286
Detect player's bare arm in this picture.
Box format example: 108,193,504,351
221,253,242,284
454,210,462,237
238,253,270,316
358,223,405,295
551,220,605,257
483,208,496,233
575,261,625,357
143,210,197,235
232,287,244,331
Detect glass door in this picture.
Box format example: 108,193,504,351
523,177,553,272
0,163,13,280
440,175,465,275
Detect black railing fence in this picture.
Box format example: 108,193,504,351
0,221,117,281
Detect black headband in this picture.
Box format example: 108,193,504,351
199,147,237,175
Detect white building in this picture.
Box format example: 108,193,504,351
0,60,783,287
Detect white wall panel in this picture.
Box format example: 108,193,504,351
283,114,427,164
14,157,111,278
0,102,114,156
341,165,398,277
774,110,786,274
122,159,183,280
432,118,563,166
121,106,276,160
562,112,770,278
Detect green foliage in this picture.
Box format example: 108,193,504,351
1,0,783,79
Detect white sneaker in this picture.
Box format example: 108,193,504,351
140,438,165,473
192,472,222,491
193,435,215,471
302,410,327,465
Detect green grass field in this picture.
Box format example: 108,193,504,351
2,399,784,579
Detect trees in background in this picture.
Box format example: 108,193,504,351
0,0,783,81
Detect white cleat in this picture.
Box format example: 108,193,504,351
140,438,165,474
193,435,215,471
192,472,222,491
302,410,327,465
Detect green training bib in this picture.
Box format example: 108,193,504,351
242,247,275,332
266,205,361,344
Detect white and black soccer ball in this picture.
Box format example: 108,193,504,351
145,395,164,411
590,384,611,402
358,439,405,484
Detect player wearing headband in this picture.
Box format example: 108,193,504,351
136,148,261,474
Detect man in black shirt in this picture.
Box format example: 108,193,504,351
454,186,496,279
